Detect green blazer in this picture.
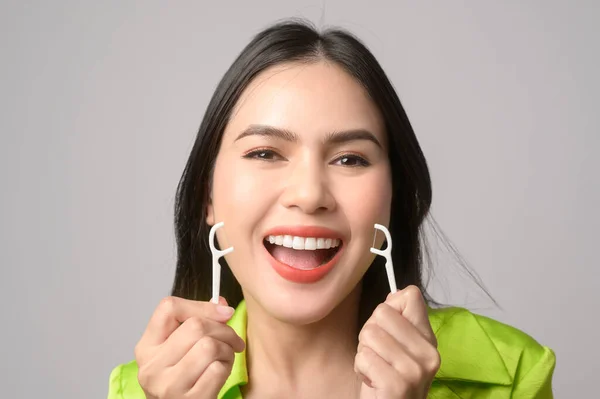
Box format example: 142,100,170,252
108,300,556,398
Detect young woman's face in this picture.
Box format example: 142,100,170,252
207,62,392,324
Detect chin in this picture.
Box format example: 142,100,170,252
247,275,357,326
263,295,338,326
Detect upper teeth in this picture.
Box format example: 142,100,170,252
266,235,341,250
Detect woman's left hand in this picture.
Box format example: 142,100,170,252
354,285,441,399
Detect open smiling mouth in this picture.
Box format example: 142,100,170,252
263,235,344,283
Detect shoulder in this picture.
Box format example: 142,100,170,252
427,306,556,398
107,360,145,399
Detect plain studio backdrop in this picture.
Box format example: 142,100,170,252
1,1,597,398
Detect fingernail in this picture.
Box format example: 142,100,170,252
217,305,234,317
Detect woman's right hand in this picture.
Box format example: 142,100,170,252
134,296,245,399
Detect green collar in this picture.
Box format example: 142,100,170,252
220,300,249,397
218,300,512,397
428,306,512,385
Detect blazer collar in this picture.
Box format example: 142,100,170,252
220,300,249,397
428,306,512,385
220,300,513,396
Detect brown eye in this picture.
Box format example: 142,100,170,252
332,154,370,167
243,149,284,161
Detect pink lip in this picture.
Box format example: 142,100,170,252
263,225,344,240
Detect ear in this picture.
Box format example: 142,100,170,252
206,195,215,226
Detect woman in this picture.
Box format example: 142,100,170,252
108,20,556,399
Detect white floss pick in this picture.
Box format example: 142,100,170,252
370,223,398,293
208,222,234,304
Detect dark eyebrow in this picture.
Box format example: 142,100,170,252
234,125,298,142
235,124,382,148
323,129,382,149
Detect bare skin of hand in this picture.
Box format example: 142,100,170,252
134,296,245,399
354,285,441,399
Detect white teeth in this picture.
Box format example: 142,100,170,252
316,238,325,249
292,236,304,250
282,235,293,248
265,235,342,251
305,237,317,250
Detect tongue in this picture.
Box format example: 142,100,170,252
270,246,331,270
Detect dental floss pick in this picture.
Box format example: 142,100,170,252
209,222,234,304
370,223,398,293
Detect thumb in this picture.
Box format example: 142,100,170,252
218,296,229,307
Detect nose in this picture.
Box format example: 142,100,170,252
279,158,336,214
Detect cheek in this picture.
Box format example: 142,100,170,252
336,168,392,231
211,155,277,244
334,168,391,279
213,157,261,213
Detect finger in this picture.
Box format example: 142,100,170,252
371,303,439,364
218,296,229,306
359,322,414,372
155,317,245,367
355,346,404,395
140,296,236,347
386,285,437,346
176,336,235,392
356,370,374,389
187,361,233,398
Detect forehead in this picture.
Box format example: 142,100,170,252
225,61,385,140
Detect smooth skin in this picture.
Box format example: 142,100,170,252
134,296,244,399
134,61,440,398
356,286,440,398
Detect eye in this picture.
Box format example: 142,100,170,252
242,148,285,162
331,154,370,167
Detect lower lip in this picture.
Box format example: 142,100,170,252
263,243,343,284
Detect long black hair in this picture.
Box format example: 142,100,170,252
171,18,495,327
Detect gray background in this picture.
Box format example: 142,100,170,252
1,1,597,398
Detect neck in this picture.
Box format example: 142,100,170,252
242,286,362,398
